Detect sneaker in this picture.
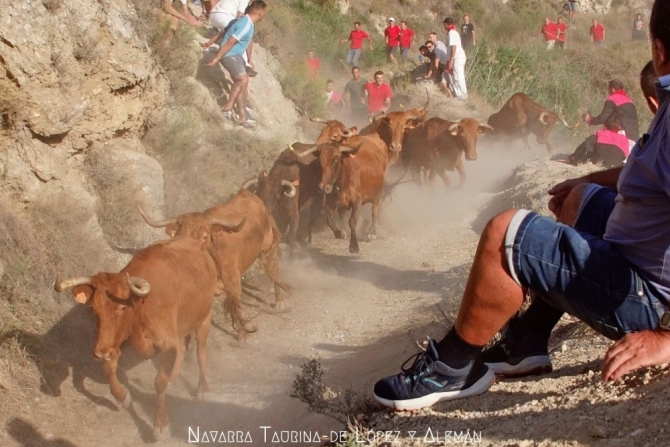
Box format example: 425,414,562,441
223,110,235,122
244,108,256,122
373,339,495,411
237,120,255,129
480,330,552,377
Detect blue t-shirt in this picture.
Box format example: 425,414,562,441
221,15,254,57
605,73,670,302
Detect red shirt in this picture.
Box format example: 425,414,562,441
349,29,370,49
556,23,567,42
399,28,415,48
590,24,605,42
541,22,558,41
306,58,320,78
364,82,393,113
384,25,401,47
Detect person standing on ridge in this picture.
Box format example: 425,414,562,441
341,22,373,67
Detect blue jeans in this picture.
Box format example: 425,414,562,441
400,47,410,60
346,49,361,66
506,185,667,340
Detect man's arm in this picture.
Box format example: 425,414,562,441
603,28,606,40
360,84,368,104
590,28,594,42
587,100,615,126
472,29,476,46
207,35,239,66
162,0,200,26
202,29,225,49
547,167,622,217
448,45,456,70
246,40,254,69
425,57,438,78
367,36,373,50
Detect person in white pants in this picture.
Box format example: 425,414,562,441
443,17,468,100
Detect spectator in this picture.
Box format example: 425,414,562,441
540,17,558,50
444,17,468,100
155,0,201,45
341,22,373,67
343,66,369,125
429,32,448,53
206,0,257,77
420,42,450,95
567,113,630,168
590,19,606,45
399,21,416,64
563,0,579,22
372,0,670,410
362,71,393,116
325,79,342,114
460,15,476,53
306,50,320,78
583,79,640,148
556,16,568,49
384,18,401,65
207,0,267,128
633,13,647,41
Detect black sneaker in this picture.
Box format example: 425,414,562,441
480,330,552,377
373,339,494,411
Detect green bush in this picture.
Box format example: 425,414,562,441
454,0,485,20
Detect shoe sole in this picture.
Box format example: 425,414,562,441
485,355,552,378
373,367,495,411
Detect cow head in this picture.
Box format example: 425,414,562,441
137,205,246,239
54,272,150,361
312,118,357,144
447,118,493,161
371,92,429,152
295,141,363,194
242,170,297,218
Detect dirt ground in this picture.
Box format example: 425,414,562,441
3,100,670,447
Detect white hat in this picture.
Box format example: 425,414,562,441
388,17,395,22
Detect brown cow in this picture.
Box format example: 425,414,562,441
137,189,291,339
311,118,357,144
242,143,322,257
487,92,577,154
297,135,388,253
54,236,222,440
401,117,492,187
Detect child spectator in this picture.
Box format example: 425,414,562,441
540,17,558,50
306,50,320,78
590,19,606,45
325,79,342,110
384,18,401,65
341,22,373,67
399,21,416,64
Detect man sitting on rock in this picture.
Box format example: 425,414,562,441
566,113,630,168
373,0,670,411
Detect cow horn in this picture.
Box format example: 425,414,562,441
340,141,364,153
281,180,297,197
242,178,259,190
210,216,247,233
479,123,494,131
54,273,92,292
340,129,353,138
310,118,328,125
295,145,318,158
126,273,150,297
405,114,420,121
448,122,460,132
538,112,550,125
136,205,177,228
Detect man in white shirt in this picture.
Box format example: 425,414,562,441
209,0,256,76
443,17,468,100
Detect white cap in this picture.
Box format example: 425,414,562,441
388,17,395,22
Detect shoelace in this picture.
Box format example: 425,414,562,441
400,350,436,389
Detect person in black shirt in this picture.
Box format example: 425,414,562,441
460,15,476,53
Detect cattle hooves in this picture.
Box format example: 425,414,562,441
153,424,171,441
335,230,346,239
349,245,360,254
367,234,377,241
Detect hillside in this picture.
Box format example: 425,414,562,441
0,0,666,446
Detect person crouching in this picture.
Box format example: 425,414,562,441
568,113,630,168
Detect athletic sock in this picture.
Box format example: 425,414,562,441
435,327,484,369
509,297,563,340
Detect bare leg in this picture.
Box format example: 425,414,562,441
223,74,249,117
236,80,250,122
455,209,526,346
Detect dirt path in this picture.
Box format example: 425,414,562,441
0,130,550,446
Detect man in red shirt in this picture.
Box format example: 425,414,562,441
399,21,416,65
341,22,373,67
590,19,606,45
305,49,320,78
556,16,568,49
384,17,401,65
362,71,393,116
540,17,558,50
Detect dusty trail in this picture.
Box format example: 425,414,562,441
0,140,542,447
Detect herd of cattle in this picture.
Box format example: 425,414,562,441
52,91,574,439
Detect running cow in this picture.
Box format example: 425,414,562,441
296,135,389,254
487,92,577,153
243,143,322,257
54,236,222,440
137,189,291,339
401,117,492,187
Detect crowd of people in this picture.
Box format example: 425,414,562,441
541,13,648,49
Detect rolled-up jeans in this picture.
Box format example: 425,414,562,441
505,184,667,340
